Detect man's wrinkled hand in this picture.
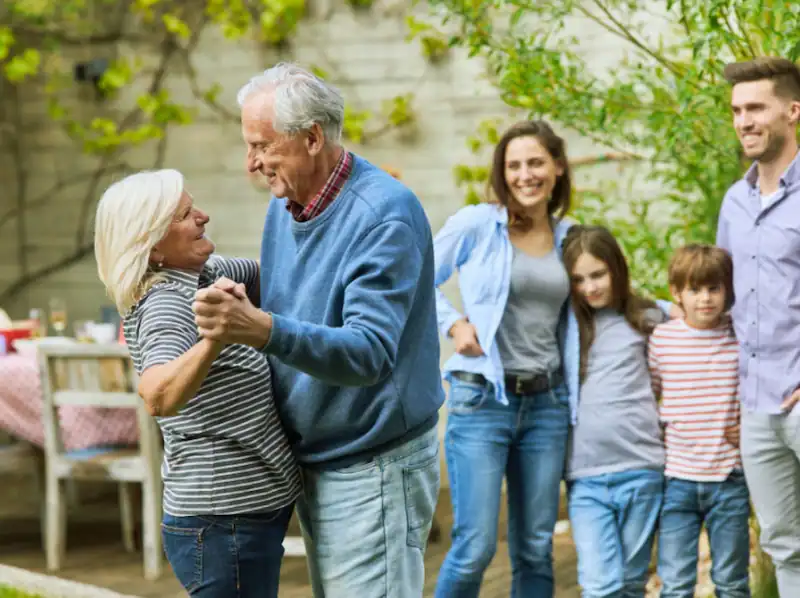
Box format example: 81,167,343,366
193,278,271,348
212,276,247,300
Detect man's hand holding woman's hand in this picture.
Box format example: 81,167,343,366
192,277,272,348
448,319,484,357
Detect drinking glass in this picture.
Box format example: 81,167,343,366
49,298,68,336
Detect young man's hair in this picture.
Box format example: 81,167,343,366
669,244,735,311
723,56,800,102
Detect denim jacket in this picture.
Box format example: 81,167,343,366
433,203,581,423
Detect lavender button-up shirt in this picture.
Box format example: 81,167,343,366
717,151,800,414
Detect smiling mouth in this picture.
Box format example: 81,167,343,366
517,182,544,195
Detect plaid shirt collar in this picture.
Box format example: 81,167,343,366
287,150,353,222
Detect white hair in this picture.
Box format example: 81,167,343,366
236,62,345,144
94,169,184,315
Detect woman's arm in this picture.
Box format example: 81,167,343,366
433,207,479,338
133,289,223,417
215,257,260,306
138,339,222,417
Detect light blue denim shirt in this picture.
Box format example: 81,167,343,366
433,203,581,423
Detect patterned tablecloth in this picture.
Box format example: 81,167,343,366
0,354,139,451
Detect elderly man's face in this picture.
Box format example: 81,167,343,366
241,94,317,204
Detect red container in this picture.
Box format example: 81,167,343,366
0,328,33,354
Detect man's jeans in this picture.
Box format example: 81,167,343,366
296,426,440,598
742,410,800,597
658,472,751,598
568,469,663,598
161,504,294,597
434,379,570,598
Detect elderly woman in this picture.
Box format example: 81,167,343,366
94,169,301,598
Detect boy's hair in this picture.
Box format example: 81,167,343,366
669,244,735,311
723,57,800,102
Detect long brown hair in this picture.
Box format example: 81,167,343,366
562,225,658,380
489,120,572,230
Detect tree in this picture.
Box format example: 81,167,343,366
0,0,418,305
426,0,799,302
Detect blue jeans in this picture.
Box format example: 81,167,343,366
658,471,751,598
434,378,570,598
568,469,663,598
296,426,440,598
161,504,294,597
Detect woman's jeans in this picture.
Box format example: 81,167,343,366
434,377,570,598
568,469,664,598
161,504,294,597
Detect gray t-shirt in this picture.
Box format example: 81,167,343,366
566,309,665,481
495,246,570,376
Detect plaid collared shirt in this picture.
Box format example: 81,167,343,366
287,150,353,222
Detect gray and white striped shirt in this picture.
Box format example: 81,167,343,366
123,255,301,517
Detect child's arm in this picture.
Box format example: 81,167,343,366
725,397,741,448
647,333,663,400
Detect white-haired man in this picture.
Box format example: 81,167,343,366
192,63,444,597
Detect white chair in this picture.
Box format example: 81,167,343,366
37,343,163,580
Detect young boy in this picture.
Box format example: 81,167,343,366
648,244,751,598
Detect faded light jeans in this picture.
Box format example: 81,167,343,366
434,378,570,598
569,468,663,598
296,426,441,598
741,410,800,597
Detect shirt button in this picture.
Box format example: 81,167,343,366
751,353,756,358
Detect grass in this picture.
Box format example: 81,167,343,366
0,587,43,598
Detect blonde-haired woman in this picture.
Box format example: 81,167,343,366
95,169,301,598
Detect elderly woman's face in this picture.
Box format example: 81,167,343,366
152,191,214,272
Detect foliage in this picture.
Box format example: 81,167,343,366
0,587,42,598
426,0,800,298
0,0,417,303
406,16,450,63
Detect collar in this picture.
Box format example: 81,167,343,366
156,261,217,290
745,149,800,190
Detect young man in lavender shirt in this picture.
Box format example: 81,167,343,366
717,56,800,596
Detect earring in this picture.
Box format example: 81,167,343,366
158,260,164,268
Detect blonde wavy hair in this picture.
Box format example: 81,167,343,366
94,169,185,315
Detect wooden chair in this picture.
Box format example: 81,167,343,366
0,438,45,547
37,343,163,580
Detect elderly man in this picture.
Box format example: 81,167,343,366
192,63,444,597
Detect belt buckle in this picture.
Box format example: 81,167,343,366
515,377,524,395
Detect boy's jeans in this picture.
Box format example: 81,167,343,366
658,471,751,598
568,468,663,598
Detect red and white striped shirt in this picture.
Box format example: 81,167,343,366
648,318,741,482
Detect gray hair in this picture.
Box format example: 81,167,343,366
237,62,345,144
95,169,184,315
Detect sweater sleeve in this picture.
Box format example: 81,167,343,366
263,219,423,386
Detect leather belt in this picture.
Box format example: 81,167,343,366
451,370,563,395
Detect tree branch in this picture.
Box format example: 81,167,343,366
74,36,180,247
0,164,132,232
580,0,685,78
0,243,95,306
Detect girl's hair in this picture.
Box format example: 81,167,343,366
562,225,659,379
94,169,185,315
488,120,572,230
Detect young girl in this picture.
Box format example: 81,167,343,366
562,225,668,598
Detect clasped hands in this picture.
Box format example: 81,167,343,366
192,277,271,348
